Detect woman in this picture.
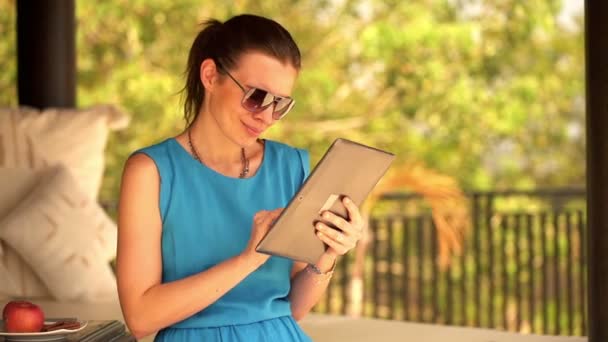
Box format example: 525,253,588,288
116,14,364,341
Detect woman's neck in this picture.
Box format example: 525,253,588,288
188,115,244,166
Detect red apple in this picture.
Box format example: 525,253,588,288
3,300,45,333
3,300,29,321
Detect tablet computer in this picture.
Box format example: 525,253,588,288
255,138,395,264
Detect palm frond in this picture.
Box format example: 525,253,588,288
364,162,470,268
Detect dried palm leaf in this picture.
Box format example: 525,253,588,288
364,162,470,268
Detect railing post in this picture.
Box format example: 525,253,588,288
585,0,608,340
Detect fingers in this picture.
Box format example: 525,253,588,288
246,209,285,265
265,208,283,222
319,210,347,231
316,227,350,255
253,210,269,224
342,197,363,229
315,197,364,256
316,221,357,245
254,208,283,228
259,215,273,230
319,203,363,238
270,207,284,217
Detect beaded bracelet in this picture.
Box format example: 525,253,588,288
305,261,336,284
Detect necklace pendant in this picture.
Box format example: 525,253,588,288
239,147,250,178
189,129,250,178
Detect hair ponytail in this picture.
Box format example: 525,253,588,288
182,19,223,126
181,14,301,126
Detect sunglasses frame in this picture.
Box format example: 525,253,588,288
217,62,295,120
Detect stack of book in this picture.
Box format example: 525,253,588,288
67,320,135,342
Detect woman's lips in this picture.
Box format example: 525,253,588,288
243,123,263,137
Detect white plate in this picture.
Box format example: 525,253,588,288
0,320,87,341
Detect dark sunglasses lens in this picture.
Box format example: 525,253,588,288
243,88,273,112
243,88,294,119
273,99,294,119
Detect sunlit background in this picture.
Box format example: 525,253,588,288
0,0,585,204
0,0,586,336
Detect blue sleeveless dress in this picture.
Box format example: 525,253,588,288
135,138,313,342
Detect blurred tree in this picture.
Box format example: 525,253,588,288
0,0,584,202
0,0,584,323
0,1,17,108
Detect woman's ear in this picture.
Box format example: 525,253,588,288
199,58,219,91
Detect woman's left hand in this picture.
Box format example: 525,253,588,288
315,196,364,258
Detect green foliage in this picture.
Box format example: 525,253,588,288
0,0,584,205
0,1,16,106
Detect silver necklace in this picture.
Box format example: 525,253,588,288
188,129,249,178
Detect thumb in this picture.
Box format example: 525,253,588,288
268,208,284,223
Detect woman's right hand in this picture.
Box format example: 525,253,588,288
241,208,283,267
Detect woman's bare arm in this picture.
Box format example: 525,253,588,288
288,254,336,320
288,197,364,320
116,153,276,339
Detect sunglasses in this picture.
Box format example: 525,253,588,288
217,63,295,120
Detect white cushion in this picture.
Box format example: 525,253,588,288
0,105,129,200
0,168,45,222
0,167,54,300
0,241,52,300
0,166,118,301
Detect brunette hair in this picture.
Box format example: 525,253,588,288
182,14,301,126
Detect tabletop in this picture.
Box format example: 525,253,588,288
0,300,588,342
301,314,587,342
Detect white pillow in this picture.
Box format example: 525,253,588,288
0,166,118,301
0,105,129,200
0,241,52,300
0,165,54,299
0,168,44,223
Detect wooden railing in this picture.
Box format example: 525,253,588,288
315,188,587,337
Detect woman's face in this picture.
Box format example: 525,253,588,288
208,51,298,147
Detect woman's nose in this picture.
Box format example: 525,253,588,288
253,105,276,124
